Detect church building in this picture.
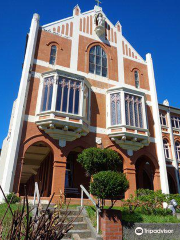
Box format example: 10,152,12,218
0,4,180,203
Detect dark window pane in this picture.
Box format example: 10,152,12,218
62,85,68,112
47,85,53,110
89,63,95,73
96,65,101,75
89,54,95,63
74,90,79,114
49,45,57,65
102,57,107,67
96,56,101,65
42,85,48,111
96,46,101,56
68,87,74,113
90,46,96,54
102,67,107,77
56,83,62,111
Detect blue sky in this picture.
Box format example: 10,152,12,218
0,0,179,147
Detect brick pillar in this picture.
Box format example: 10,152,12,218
51,156,66,203
153,169,161,191
124,167,136,199
100,209,122,240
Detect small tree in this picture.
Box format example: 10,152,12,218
77,148,122,176
90,171,129,209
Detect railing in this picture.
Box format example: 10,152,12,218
80,185,101,234
33,182,40,206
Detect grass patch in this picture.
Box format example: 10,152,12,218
85,206,180,225
0,203,22,238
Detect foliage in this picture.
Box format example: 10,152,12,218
77,148,122,176
6,192,20,204
90,171,129,209
0,187,81,240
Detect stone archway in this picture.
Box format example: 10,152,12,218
168,172,177,194
19,141,53,197
64,147,90,198
135,156,155,190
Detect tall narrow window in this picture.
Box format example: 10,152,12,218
125,94,143,128
163,139,170,159
56,77,81,115
134,71,140,88
110,93,121,126
160,113,167,126
49,45,57,65
41,76,54,111
89,45,107,77
175,141,180,160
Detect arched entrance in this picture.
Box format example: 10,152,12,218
19,142,53,197
168,172,177,194
65,147,90,198
135,156,155,190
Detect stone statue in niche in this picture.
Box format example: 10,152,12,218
94,12,105,37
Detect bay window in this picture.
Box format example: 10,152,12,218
39,71,90,120
125,94,143,128
56,78,81,115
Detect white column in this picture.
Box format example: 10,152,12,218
116,23,124,83
70,7,80,70
167,110,180,193
0,13,40,201
146,53,169,194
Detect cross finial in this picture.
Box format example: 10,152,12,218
95,0,102,6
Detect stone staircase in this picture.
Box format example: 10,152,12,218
37,206,98,240
60,209,94,240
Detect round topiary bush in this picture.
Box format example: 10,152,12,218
90,170,129,208
77,148,122,176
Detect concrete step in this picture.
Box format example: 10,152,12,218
62,215,84,222
71,222,87,230
64,229,92,239
60,209,81,216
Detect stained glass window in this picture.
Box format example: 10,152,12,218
89,45,107,77
49,45,57,65
110,93,121,126
125,94,143,128
41,76,54,111
56,77,81,115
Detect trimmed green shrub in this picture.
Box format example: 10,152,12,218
77,148,122,176
90,170,129,208
6,192,20,204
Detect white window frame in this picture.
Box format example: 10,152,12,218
163,139,170,159
175,141,180,160
106,87,147,130
160,113,167,126
36,71,91,122
171,116,180,129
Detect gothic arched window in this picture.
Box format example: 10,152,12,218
163,139,170,159
89,45,107,77
49,45,57,65
175,141,180,160
134,70,140,88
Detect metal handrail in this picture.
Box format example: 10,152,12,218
33,182,40,206
80,185,101,234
